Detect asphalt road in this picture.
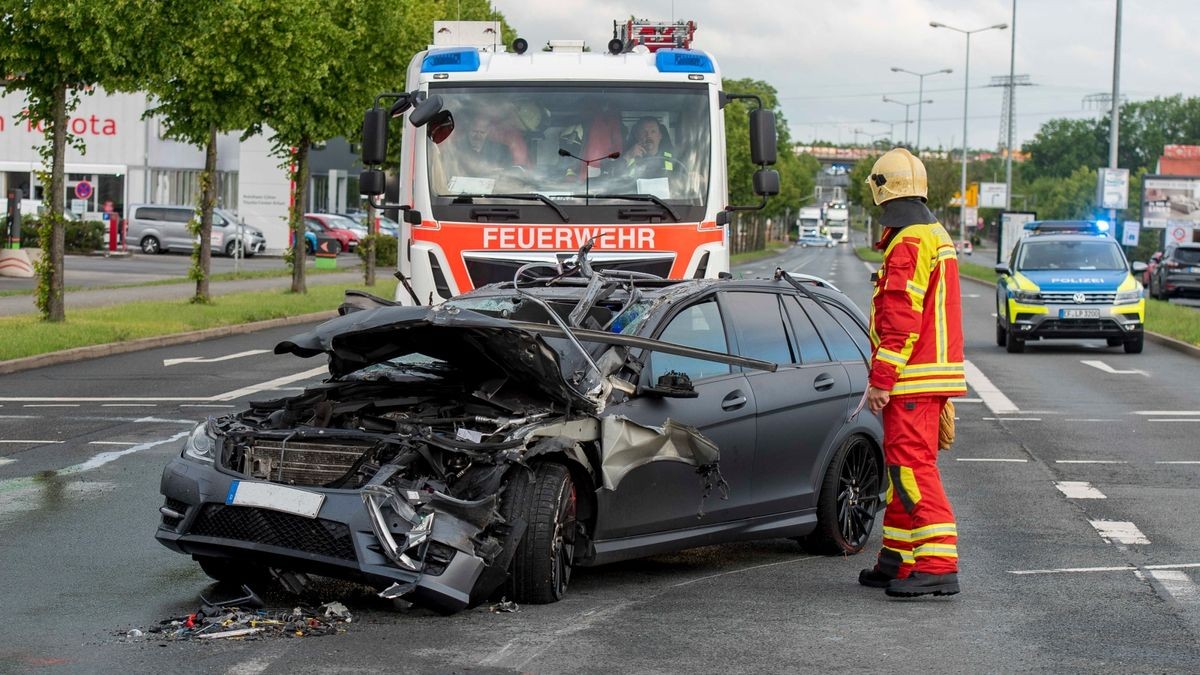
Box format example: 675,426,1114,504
2,239,1199,672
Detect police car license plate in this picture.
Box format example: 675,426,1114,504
225,480,324,518
1060,308,1100,319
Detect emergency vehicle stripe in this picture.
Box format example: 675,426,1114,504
914,542,959,558
910,523,958,540
890,378,967,395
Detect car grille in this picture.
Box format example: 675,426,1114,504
244,439,373,487
190,504,357,562
1036,319,1122,333
464,256,674,288
1040,291,1116,304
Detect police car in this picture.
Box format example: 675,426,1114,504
994,221,1147,354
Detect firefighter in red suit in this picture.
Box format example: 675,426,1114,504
857,148,965,597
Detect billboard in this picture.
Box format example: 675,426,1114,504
1097,168,1129,210
1142,175,1200,230
980,182,1007,208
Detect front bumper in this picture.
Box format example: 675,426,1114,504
155,458,491,613
1007,300,1144,340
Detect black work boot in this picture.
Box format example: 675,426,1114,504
885,572,960,597
858,567,894,588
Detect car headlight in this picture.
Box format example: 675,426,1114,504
1012,289,1043,304
182,422,217,463
1115,288,1142,304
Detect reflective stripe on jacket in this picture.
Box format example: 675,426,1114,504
869,221,966,397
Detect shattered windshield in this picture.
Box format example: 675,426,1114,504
427,84,712,207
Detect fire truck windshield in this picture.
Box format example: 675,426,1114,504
426,84,712,218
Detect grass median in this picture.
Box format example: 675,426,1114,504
731,242,791,266
0,279,397,362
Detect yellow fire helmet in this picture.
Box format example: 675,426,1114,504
867,147,928,205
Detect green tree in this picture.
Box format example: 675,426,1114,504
1021,118,1106,181
721,78,815,217
0,0,161,321
146,0,276,303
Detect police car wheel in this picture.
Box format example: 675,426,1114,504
996,322,1007,347
1005,329,1025,353
1123,334,1144,354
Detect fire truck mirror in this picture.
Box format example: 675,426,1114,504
362,108,389,165
748,109,777,166
752,169,780,197
409,95,445,128
359,169,386,197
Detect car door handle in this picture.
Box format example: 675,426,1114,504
721,391,748,410
813,374,837,391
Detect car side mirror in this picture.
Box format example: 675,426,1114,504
993,263,1011,275
409,94,444,128
1131,261,1148,273
639,371,699,398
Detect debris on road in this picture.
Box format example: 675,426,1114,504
124,603,354,642
489,598,519,613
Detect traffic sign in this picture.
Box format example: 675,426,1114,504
1121,220,1140,246
74,180,93,200
1168,225,1191,245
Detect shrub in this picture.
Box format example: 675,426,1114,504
357,234,398,268
18,216,105,253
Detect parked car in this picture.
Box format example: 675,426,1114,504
1143,251,1163,287
155,259,884,614
127,204,265,257
305,213,360,252
1148,243,1200,299
290,220,342,256
796,233,835,248
339,211,400,238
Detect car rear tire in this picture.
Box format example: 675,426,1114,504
140,236,162,255
195,555,269,585
501,463,577,604
798,435,881,556
1124,334,1144,354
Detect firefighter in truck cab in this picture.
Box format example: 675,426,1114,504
860,148,965,598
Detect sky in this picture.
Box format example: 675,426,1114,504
491,0,1200,152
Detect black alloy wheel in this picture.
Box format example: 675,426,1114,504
502,463,578,603
800,435,881,555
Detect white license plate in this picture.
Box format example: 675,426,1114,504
1060,309,1100,319
225,480,325,518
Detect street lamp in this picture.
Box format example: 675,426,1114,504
890,66,952,152
882,96,934,146
929,19,1007,254
854,128,889,148
869,118,910,142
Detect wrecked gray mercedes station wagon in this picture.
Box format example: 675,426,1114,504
156,262,884,613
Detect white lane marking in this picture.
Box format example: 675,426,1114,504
1149,419,1200,423
134,417,199,425
1134,410,1200,416
88,441,138,446
209,366,328,402
963,360,1019,414
0,415,40,419
1011,563,1200,575
0,397,203,402
1090,520,1150,545
951,397,984,403
1055,481,1106,499
225,657,275,675
964,293,981,298
164,349,271,367
59,432,189,475
180,404,237,408
955,458,1028,463
101,404,157,408
982,417,1042,421
1081,359,1149,376
862,261,876,273
0,440,64,444
1065,418,1119,422
0,458,14,466
22,404,79,408
1148,570,1200,604
1157,461,1200,465
1056,460,1128,464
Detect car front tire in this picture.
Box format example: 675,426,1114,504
798,435,881,556
502,463,577,604
140,236,162,255
1124,333,1144,354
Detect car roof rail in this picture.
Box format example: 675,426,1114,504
772,268,841,293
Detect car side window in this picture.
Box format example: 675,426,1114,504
650,298,731,382
782,296,831,363
138,207,162,221
724,292,794,365
164,208,192,224
827,304,871,360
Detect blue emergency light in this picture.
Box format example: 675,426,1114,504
655,49,714,73
421,48,481,73
1023,220,1107,235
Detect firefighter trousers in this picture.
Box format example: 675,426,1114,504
876,395,959,577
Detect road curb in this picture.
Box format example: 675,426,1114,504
854,248,1200,360
0,310,336,376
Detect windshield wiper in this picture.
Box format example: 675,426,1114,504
452,193,569,222
570,193,680,222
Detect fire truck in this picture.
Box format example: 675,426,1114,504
358,19,779,305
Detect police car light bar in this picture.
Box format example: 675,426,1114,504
1023,220,1106,235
